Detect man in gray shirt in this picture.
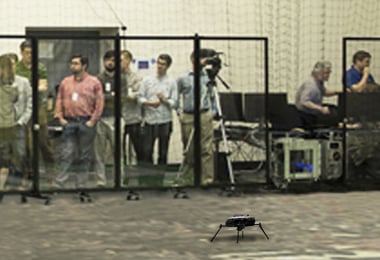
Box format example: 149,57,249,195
137,54,177,165
6,53,32,189
295,61,340,129
121,50,143,165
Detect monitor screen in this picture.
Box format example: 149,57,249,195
243,93,265,122
339,93,380,122
219,92,244,121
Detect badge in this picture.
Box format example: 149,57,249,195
72,92,78,101
105,82,112,92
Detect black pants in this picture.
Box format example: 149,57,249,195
123,123,143,164
142,122,172,165
298,106,340,130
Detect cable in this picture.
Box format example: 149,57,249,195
85,0,116,24
102,0,127,31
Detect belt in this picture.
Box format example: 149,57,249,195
65,116,91,122
183,109,209,114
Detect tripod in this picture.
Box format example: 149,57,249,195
208,78,236,193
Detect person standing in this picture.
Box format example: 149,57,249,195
121,50,143,165
54,54,104,188
15,40,56,187
94,50,127,187
4,53,32,189
0,55,19,191
176,49,215,185
137,54,177,166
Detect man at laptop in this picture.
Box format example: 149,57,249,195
295,61,340,129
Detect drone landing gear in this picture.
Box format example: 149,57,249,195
210,222,269,243
126,190,140,200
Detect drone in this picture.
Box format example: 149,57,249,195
210,214,269,243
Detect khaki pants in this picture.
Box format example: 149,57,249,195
179,111,214,185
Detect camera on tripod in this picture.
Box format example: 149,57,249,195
200,48,223,81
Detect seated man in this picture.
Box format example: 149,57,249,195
345,50,376,92
295,61,340,129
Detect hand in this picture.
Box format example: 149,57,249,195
85,120,96,128
320,106,330,115
145,100,161,108
156,92,167,102
59,118,68,126
363,66,370,75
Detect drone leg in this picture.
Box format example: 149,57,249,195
236,230,240,243
210,224,223,242
256,222,269,240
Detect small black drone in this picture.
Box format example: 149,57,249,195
210,214,269,243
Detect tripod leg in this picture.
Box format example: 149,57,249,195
256,223,269,240
210,224,223,242
212,86,235,186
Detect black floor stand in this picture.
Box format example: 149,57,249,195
173,186,189,199
219,185,241,197
126,190,140,200
20,181,51,205
77,190,92,203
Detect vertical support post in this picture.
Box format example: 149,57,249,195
193,34,201,187
114,34,122,188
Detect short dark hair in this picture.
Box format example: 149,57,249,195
353,50,371,64
103,50,115,60
190,48,216,60
71,54,89,69
158,54,172,67
20,40,32,51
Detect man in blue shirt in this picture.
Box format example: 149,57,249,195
345,50,375,92
176,49,216,185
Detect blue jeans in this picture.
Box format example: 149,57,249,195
56,118,96,188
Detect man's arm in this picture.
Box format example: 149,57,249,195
302,101,330,114
88,80,104,127
351,67,370,92
54,83,67,126
324,88,342,96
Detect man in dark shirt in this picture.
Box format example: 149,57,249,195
94,50,127,187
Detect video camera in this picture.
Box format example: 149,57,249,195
200,48,223,81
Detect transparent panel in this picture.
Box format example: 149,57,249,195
39,37,114,190
201,39,267,186
121,38,192,188
0,38,36,192
345,40,380,187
